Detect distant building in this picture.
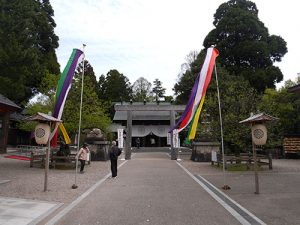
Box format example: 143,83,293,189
288,84,300,93
0,94,21,153
8,112,31,147
112,102,185,147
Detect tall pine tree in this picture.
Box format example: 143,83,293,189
63,60,111,135
152,79,166,101
97,69,132,102
0,0,59,105
203,0,287,93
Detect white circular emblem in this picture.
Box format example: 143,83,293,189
251,124,267,145
35,123,51,144
36,128,46,138
253,129,264,139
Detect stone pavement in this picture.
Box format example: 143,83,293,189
0,197,61,225
181,158,300,225
1,151,300,225
45,152,242,225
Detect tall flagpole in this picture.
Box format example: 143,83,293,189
72,44,86,189
214,65,230,190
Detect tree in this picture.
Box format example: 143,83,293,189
97,69,132,102
63,60,111,137
199,66,259,153
180,51,199,75
164,96,174,103
21,60,111,142
174,48,260,153
203,0,287,93
132,77,152,102
152,79,166,101
82,60,98,89
174,50,206,104
97,74,106,100
0,0,60,105
258,84,300,147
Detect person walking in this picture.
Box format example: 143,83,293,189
109,141,121,178
136,137,140,149
77,143,89,173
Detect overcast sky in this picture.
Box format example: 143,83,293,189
51,0,300,96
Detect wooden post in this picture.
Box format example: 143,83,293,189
268,153,273,170
30,152,33,168
44,121,51,192
125,110,132,160
252,141,259,194
170,110,177,160
0,112,10,153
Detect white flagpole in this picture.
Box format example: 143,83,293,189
72,44,86,189
214,64,230,190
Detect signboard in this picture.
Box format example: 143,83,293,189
167,133,171,145
172,129,180,148
117,129,124,148
211,150,217,162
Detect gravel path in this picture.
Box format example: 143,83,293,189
0,154,111,204
1,153,299,204
1,152,300,225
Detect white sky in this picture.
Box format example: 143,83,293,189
51,0,300,96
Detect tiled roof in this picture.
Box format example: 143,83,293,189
0,94,21,109
24,112,62,122
288,84,300,93
113,111,172,121
239,113,279,124
10,112,26,121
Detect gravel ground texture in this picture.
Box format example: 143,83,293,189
0,154,111,204
1,152,299,206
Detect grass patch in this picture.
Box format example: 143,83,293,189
50,165,76,170
212,163,266,171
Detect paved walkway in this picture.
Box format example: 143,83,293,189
0,197,61,225
43,152,264,225
1,152,299,224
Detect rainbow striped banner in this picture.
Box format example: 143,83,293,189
51,48,84,147
170,47,219,142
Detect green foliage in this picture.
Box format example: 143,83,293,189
201,66,259,153
21,60,111,140
174,47,259,153
63,60,111,136
18,95,53,132
152,79,166,101
258,86,300,147
38,72,59,97
174,51,206,104
132,77,152,102
164,96,174,103
97,69,132,102
0,0,59,105
203,0,287,93
217,164,265,172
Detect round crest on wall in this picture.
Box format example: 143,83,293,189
251,124,267,145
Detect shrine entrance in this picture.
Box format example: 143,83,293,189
113,102,185,159
132,134,168,148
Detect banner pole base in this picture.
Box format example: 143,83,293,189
222,185,231,190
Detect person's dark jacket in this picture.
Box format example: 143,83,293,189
110,146,121,160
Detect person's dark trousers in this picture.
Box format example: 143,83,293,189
79,159,86,172
111,159,118,177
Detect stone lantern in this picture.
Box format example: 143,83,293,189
239,112,278,194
